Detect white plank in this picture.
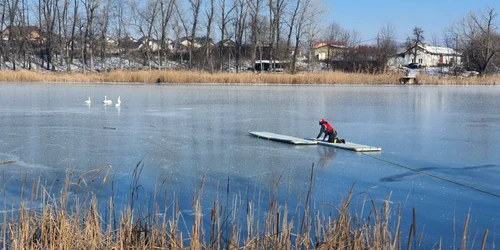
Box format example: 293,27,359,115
250,131,382,151
249,132,317,145
307,138,381,152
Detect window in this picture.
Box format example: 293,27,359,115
418,59,423,64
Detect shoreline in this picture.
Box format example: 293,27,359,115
1,69,499,85
0,167,486,249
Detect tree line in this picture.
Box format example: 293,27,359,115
0,0,498,75
446,7,500,75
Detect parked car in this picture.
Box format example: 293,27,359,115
406,63,422,69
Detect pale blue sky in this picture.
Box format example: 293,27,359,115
326,0,500,45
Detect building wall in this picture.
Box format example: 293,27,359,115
313,46,345,60
398,50,461,67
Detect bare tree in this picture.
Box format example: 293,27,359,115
173,3,189,67
233,0,247,72
56,0,71,70
188,0,202,69
377,23,397,73
264,0,288,71
159,0,176,70
0,0,7,68
41,0,59,70
82,0,100,72
217,0,235,71
114,0,126,69
269,0,287,62
97,0,112,72
343,30,361,48
449,7,499,75
19,0,30,68
6,0,21,70
407,26,424,64
289,0,322,73
323,22,344,68
284,0,299,63
131,0,160,70
70,0,79,64
248,0,263,71
304,12,321,71
204,0,214,72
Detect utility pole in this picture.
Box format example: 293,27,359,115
377,32,380,49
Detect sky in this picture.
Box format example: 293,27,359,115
326,0,500,46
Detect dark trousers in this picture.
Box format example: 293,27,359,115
326,130,337,143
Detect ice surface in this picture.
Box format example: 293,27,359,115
0,83,499,247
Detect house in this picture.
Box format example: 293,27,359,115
390,43,461,67
118,37,172,53
164,39,175,52
2,26,41,41
1,26,44,45
312,41,347,60
217,39,235,48
105,36,118,46
177,36,214,49
137,37,161,52
119,37,141,51
290,45,305,59
103,36,119,54
122,36,138,43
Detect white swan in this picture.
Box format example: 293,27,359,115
103,95,112,105
115,96,121,107
84,96,91,104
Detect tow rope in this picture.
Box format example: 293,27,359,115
361,152,500,199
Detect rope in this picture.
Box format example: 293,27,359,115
361,153,500,199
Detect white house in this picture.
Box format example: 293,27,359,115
389,44,461,67
137,37,161,52
177,37,214,49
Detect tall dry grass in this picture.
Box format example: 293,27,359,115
416,75,500,85
0,70,406,84
0,163,489,249
1,69,499,85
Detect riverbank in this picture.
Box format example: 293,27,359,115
1,69,499,85
0,165,483,249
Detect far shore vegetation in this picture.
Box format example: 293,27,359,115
1,69,499,85
0,163,491,249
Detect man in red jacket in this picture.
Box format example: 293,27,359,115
316,118,345,143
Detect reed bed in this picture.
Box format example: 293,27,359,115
1,69,499,85
0,163,488,249
416,74,500,85
1,70,406,84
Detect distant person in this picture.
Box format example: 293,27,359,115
316,118,345,143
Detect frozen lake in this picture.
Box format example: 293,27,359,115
0,83,499,247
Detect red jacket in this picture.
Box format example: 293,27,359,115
323,123,334,133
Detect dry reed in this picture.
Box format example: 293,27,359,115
1,69,405,84
1,69,499,85
0,163,488,250
416,74,500,85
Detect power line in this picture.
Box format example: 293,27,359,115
359,37,377,43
